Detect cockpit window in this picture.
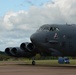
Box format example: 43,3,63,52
50,27,59,31
43,27,50,31
50,27,54,31
56,28,59,31
37,26,59,32
37,26,50,31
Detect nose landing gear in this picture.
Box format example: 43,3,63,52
32,57,36,65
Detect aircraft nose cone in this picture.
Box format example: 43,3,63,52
30,32,46,44
30,33,41,44
30,33,36,43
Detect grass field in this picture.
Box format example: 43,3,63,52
23,59,76,66
0,59,76,66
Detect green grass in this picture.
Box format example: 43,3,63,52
0,59,76,66
23,59,76,66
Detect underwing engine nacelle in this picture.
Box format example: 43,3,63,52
5,47,14,56
11,47,36,57
20,42,35,52
5,47,36,57
11,47,27,57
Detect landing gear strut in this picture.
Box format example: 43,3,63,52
32,57,36,65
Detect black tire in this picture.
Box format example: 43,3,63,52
32,61,36,65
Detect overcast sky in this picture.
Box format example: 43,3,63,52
0,0,76,51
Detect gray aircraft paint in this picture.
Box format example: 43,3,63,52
5,24,76,58
30,24,76,56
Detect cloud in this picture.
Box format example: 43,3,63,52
54,0,76,23
0,0,76,51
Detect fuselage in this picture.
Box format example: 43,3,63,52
30,24,76,56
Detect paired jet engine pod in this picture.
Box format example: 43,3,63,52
10,47,27,57
5,47,36,57
5,47,26,57
20,42,35,52
5,47,13,56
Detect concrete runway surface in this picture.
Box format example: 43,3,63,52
0,61,76,75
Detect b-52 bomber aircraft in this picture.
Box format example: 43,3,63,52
5,24,76,65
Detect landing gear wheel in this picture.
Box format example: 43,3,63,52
32,61,36,65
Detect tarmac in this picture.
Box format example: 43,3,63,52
0,61,76,75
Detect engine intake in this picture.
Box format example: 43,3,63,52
20,42,34,52
5,47,13,56
11,47,26,57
